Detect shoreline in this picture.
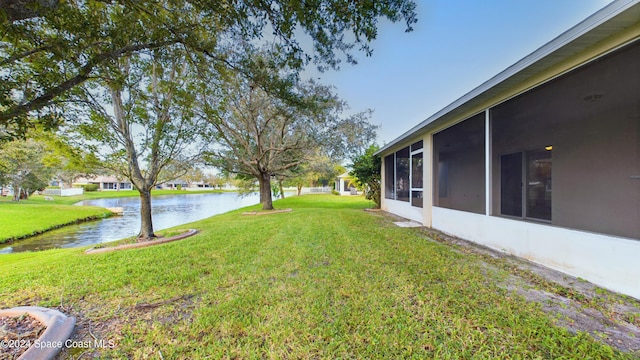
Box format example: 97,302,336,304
0,212,114,245
0,189,236,245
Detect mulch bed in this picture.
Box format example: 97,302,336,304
0,314,46,359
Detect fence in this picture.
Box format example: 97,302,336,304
42,188,84,197
303,187,332,194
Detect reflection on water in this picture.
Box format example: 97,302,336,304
0,192,261,254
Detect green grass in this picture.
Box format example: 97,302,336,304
19,188,228,206
0,189,226,243
0,202,112,243
0,195,631,359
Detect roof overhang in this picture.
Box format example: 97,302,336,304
376,0,640,155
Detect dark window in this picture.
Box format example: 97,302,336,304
384,155,394,199
500,152,523,217
395,147,410,202
412,152,423,189
433,113,486,214
492,40,639,238
526,149,552,221
412,191,423,208
385,142,424,206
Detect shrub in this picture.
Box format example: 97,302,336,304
83,184,99,192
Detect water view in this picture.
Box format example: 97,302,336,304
0,192,262,254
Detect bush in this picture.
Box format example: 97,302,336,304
82,184,99,192
331,190,340,195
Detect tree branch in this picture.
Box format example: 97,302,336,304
0,40,176,123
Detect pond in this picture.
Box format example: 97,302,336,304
0,192,263,254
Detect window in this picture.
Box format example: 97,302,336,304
395,147,410,202
384,140,424,207
433,113,486,214
411,146,424,208
384,155,394,199
526,149,552,221
492,40,640,238
500,152,523,217
500,149,552,221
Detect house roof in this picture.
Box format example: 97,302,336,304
376,0,640,155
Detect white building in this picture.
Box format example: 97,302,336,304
75,176,133,191
376,0,640,299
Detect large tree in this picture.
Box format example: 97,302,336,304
73,46,211,240
1,0,417,138
0,137,53,200
202,63,376,210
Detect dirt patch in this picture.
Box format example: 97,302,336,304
415,225,640,355
0,314,46,359
53,293,200,359
242,208,292,216
85,229,198,254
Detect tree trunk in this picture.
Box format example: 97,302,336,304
279,180,285,199
138,187,156,240
259,172,273,210
297,184,302,196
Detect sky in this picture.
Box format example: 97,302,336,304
310,0,614,146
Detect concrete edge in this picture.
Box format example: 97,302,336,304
0,306,75,360
242,208,293,216
85,229,198,255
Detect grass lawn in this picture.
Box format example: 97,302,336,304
0,195,633,358
0,189,225,243
25,188,229,206
0,202,112,244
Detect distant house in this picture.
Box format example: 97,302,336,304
75,176,133,191
376,1,640,299
335,173,357,195
160,180,189,190
158,179,218,190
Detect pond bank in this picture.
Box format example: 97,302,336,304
0,189,231,245
0,212,114,245
0,203,113,244
1,192,266,253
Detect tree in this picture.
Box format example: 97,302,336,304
73,46,211,240
202,60,376,210
182,167,205,188
0,137,53,200
282,152,343,195
1,0,417,138
38,131,102,188
350,144,382,208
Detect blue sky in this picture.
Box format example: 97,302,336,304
312,0,614,145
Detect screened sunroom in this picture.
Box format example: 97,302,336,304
377,0,640,299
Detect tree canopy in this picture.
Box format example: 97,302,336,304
1,0,417,139
350,144,382,208
0,135,53,200
202,61,376,210
71,45,211,239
